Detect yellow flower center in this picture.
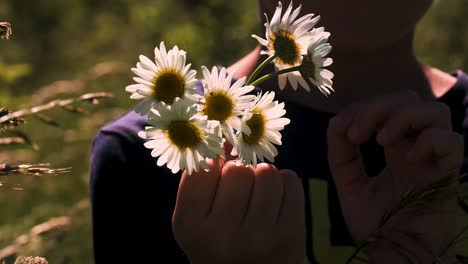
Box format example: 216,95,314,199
269,29,301,66
152,69,186,104
167,120,203,149
203,91,234,123
242,111,266,145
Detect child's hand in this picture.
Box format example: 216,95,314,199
327,91,463,262
172,159,306,264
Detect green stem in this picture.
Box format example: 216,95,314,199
249,65,302,87
246,53,277,85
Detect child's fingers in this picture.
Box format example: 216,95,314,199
275,169,306,264
327,115,369,194
377,101,452,145
276,169,305,236
174,158,224,221
244,163,283,229
406,128,464,174
344,91,419,144
209,161,255,226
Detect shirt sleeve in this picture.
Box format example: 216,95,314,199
454,75,468,214
89,130,189,263
459,99,468,215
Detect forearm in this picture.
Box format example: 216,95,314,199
227,45,262,79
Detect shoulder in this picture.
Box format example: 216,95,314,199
452,70,468,90
437,70,468,133
90,105,149,167
91,101,149,150
98,107,148,142
89,105,180,190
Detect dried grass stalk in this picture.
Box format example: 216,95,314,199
0,137,26,145
0,163,71,176
0,201,88,260
346,171,463,263
13,257,48,264
0,92,114,127
0,108,25,131
0,22,12,39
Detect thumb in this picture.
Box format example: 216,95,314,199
327,115,369,194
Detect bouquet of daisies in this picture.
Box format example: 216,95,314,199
125,1,333,175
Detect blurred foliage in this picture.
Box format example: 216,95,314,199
0,0,259,95
0,63,31,85
415,0,468,72
0,0,466,263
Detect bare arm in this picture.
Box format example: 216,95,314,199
227,45,262,79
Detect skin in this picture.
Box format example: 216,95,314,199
258,0,434,52
173,94,462,263
173,159,306,264
247,0,457,113
328,91,462,262
173,0,463,262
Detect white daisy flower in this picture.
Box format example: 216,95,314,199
200,66,256,145
125,42,198,114
300,33,334,95
232,91,290,168
252,1,325,91
138,98,224,175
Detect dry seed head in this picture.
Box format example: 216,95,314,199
0,22,12,39
14,256,48,264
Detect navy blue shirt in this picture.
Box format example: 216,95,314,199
90,71,468,263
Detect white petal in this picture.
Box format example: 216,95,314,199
200,159,210,172
227,117,242,131
270,2,283,31
133,77,154,87
264,130,282,145
288,73,299,91
157,146,174,166
278,74,287,90
241,120,252,135
219,67,227,90
280,1,293,25
139,55,158,72
169,150,181,173
151,141,171,158
222,123,237,146
251,34,269,46
186,149,194,175
296,75,311,91
323,58,333,67
130,93,146,100
288,4,302,24
179,151,187,172
132,68,154,81
251,152,258,168
230,83,253,97
321,69,334,79
126,84,147,93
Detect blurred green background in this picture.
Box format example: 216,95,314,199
0,0,466,263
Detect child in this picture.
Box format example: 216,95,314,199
90,0,467,262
